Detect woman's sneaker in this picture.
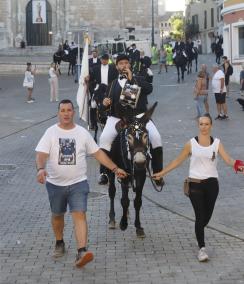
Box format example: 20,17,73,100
75,251,94,268
198,247,209,262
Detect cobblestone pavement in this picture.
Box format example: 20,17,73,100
0,54,244,284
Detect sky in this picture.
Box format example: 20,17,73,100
166,0,185,11
158,0,186,13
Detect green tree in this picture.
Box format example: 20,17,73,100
169,14,185,40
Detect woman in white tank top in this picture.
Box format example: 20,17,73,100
153,114,244,262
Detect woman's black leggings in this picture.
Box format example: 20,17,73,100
189,178,219,248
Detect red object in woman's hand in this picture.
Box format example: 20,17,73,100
234,160,244,173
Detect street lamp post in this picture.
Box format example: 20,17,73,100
151,0,155,46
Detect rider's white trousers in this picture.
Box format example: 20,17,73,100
99,115,162,151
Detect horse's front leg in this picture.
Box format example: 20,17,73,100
134,172,146,238
120,183,130,231
177,66,180,83
108,172,116,229
181,66,185,82
68,63,71,76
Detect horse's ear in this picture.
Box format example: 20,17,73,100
140,102,158,124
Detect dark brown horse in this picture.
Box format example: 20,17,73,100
174,50,187,83
107,103,158,238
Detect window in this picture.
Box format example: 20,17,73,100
161,23,164,28
192,15,198,26
239,27,244,55
165,23,167,27
204,10,207,29
211,8,214,27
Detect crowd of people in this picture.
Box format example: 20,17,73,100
24,38,244,268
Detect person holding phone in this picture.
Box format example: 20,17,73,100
49,62,59,102
23,62,36,103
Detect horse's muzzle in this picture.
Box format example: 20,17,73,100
133,152,147,168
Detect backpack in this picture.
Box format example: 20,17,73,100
228,65,233,75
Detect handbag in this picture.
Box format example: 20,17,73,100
183,178,190,197
183,177,202,197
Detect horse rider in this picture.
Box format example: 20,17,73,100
138,56,153,84
173,37,187,59
88,53,118,129
63,40,70,55
87,54,118,184
98,54,164,186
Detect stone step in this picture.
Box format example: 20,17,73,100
0,46,57,56
0,61,70,74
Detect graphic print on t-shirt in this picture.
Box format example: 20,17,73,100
58,138,76,165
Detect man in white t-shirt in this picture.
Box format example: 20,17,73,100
211,65,228,120
35,99,127,268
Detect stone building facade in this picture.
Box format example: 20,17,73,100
222,0,244,82
0,0,159,49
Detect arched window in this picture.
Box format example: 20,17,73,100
26,0,52,46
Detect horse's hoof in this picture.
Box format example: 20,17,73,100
120,219,128,231
109,220,116,229
136,227,145,238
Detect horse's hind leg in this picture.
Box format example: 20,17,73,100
108,173,116,229
195,58,198,72
120,185,129,231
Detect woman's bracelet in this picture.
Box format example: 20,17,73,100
37,168,45,172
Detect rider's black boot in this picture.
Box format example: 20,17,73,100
151,147,165,187
98,149,110,185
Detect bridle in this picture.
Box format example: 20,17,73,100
118,120,163,192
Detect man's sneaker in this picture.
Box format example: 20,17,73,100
26,99,34,103
215,115,222,120
222,114,229,119
75,251,94,268
53,242,65,258
198,247,209,262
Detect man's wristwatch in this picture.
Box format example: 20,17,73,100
37,168,44,172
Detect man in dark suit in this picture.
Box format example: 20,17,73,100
88,54,118,185
128,43,140,74
89,50,101,71
89,54,117,86
173,37,186,53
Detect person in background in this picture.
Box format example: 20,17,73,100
240,63,244,96
158,46,167,74
89,50,101,71
23,62,36,103
153,113,244,262
200,64,210,114
222,56,233,97
49,62,59,102
194,71,208,118
212,65,228,120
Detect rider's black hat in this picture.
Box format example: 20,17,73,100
101,53,109,60
116,54,130,64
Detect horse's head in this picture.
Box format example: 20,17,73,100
125,102,157,170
